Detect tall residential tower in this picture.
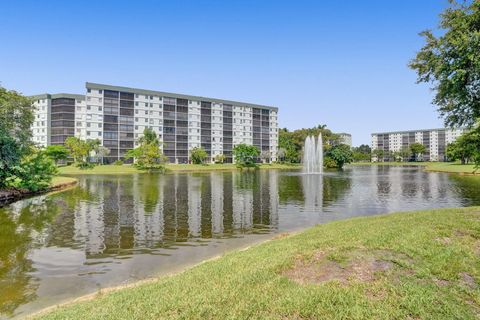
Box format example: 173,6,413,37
31,82,279,164
371,128,464,161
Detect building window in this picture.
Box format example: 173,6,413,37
87,88,91,93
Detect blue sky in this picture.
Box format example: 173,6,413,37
1,0,448,145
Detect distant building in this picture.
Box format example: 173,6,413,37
338,133,352,147
31,82,279,164
371,128,465,162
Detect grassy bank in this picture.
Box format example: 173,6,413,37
349,161,430,166
425,162,479,175
50,176,78,186
37,207,480,319
349,161,479,175
58,163,301,175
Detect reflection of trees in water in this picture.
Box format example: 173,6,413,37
0,198,59,317
278,173,352,211
322,175,352,204
278,175,304,203
448,175,480,206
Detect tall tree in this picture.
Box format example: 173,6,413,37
0,130,21,189
446,128,480,164
44,145,69,164
352,144,371,162
409,1,480,128
278,125,341,163
0,87,34,153
125,128,167,171
232,144,259,167
409,143,427,162
190,147,208,164
65,137,90,164
326,144,354,169
372,149,385,162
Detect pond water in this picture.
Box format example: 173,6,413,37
1,166,480,318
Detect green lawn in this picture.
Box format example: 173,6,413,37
349,161,430,166
37,207,480,319
349,161,479,175
425,162,479,175
58,163,301,175
50,176,78,186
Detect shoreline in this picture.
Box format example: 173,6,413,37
26,230,299,320
57,163,302,175
0,177,78,207
348,162,480,176
30,206,480,319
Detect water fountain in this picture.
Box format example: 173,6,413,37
303,133,323,174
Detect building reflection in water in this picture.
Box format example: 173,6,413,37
61,171,281,258
4,167,480,317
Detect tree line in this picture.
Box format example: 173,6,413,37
278,125,354,168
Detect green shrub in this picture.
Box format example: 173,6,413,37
44,145,69,164
233,144,259,168
214,154,226,164
323,156,337,169
76,162,95,170
113,160,124,166
6,149,57,192
191,147,208,164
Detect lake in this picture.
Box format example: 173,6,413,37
1,166,480,318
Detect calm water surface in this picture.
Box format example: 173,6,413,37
1,166,480,318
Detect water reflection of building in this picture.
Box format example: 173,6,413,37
63,171,280,256
188,175,202,238
210,172,224,235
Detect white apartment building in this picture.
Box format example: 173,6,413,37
338,133,352,147
371,128,465,161
31,94,86,147
31,82,279,164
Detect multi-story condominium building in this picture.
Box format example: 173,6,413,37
338,133,352,147
371,128,465,162
31,93,86,146
31,82,279,164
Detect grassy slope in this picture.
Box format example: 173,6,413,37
425,162,478,175
50,176,78,186
58,163,301,175
349,162,430,166
38,207,480,319
350,162,479,175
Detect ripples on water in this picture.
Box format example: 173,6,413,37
1,166,480,318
